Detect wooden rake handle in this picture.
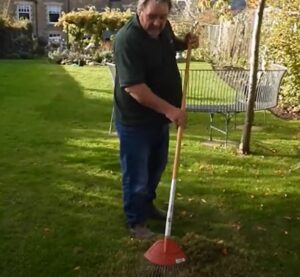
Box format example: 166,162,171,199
171,42,192,180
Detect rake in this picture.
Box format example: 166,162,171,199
143,37,193,275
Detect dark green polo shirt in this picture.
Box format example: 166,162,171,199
113,15,185,126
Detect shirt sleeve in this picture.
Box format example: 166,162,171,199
114,32,145,88
166,21,188,52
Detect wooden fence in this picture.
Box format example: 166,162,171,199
199,18,254,66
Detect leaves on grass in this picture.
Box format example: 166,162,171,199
177,232,255,276
231,223,242,232
255,225,267,232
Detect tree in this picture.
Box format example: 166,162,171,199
0,0,11,17
239,0,266,154
246,0,259,8
263,0,300,111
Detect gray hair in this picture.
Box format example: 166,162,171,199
136,0,172,14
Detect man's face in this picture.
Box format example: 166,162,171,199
139,0,169,39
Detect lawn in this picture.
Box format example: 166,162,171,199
0,59,299,276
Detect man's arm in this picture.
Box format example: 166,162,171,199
125,83,186,127
173,33,199,51
166,21,199,51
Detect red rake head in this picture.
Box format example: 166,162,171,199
144,238,187,266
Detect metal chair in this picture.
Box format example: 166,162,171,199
180,64,287,145
106,62,116,134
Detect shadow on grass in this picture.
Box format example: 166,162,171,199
0,60,126,276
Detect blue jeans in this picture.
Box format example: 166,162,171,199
116,122,169,227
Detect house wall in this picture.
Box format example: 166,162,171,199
6,0,131,43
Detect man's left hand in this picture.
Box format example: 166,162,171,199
185,33,199,49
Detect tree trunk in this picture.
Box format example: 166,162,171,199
239,0,266,155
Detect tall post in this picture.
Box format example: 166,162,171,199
239,0,266,154
4,0,12,17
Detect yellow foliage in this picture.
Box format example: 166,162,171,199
246,0,259,9
57,7,132,35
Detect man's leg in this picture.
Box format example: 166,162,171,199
146,124,169,219
116,122,151,228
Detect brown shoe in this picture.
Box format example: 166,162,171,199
130,224,154,239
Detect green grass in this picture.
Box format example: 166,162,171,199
0,59,299,276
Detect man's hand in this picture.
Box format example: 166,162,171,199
165,107,187,128
184,33,199,49
125,84,187,128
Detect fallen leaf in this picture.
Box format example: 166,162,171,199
232,223,241,231
256,226,267,231
201,199,207,203
222,247,228,256
217,202,224,208
73,247,83,255
43,228,50,233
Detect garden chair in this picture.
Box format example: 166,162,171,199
181,64,287,145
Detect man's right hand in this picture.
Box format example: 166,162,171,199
165,107,187,128
125,84,187,128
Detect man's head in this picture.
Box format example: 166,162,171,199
137,0,172,39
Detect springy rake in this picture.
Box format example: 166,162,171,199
142,23,198,276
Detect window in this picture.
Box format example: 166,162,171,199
47,5,61,24
48,33,61,44
17,4,31,20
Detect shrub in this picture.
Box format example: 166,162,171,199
32,37,48,56
263,2,300,109
48,49,68,64
0,16,34,58
56,7,132,54
93,50,113,64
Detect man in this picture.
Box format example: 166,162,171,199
113,0,198,239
